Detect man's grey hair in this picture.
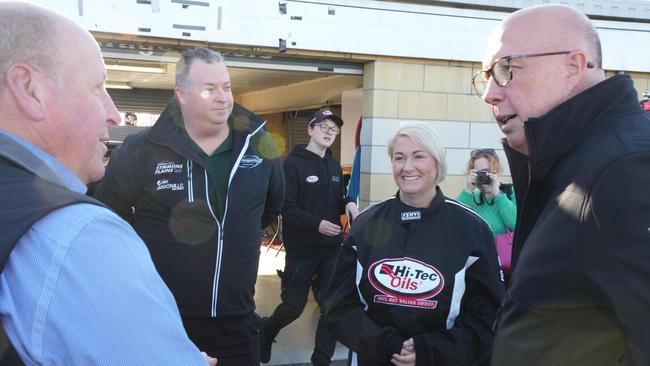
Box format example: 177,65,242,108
581,19,602,69
0,2,62,87
175,47,224,89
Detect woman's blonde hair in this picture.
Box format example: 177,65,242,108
387,123,447,185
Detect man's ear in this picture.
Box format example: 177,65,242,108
5,63,47,120
565,51,590,90
175,86,186,105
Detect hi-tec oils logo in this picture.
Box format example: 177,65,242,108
368,257,444,309
154,161,183,175
239,155,263,169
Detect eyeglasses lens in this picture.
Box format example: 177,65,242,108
472,60,512,97
493,61,511,86
318,125,339,134
472,73,487,98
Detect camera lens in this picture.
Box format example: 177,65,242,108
476,171,492,185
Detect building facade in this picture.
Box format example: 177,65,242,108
33,0,650,206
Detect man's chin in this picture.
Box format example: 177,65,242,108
510,141,530,156
85,167,106,186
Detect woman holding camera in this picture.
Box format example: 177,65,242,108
326,126,504,366
457,149,516,236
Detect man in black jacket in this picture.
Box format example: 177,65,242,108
96,47,285,366
472,4,650,366
260,110,358,365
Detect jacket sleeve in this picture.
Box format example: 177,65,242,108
412,223,505,366
494,192,517,229
261,154,285,229
281,159,322,230
94,136,144,222
587,154,650,366
325,235,405,364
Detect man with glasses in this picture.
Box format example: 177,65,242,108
260,109,359,365
474,4,650,366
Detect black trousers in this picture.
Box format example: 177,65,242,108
266,253,338,365
182,312,260,366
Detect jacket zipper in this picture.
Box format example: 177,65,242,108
187,159,194,202
204,170,223,317
209,121,267,317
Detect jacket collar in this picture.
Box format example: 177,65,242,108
148,100,266,161
505,75,642,187
291,144,333,160
525,75,639,164
0,132,87,193
394,186,444,226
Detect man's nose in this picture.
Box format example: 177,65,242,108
482,77,504,105
103,90,120,128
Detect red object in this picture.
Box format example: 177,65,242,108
642,100,650,111
261,238,283,248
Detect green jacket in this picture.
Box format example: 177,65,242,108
456,188,516,235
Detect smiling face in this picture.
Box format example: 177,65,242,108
391,135,438,208
176,59,234,131
42,21,120,183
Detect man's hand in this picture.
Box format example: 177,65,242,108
345,202,360,223
319,220,342,236
391,338,415,366
202,352,217,366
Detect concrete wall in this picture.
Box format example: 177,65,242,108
29,0,650,73
360,59,499,207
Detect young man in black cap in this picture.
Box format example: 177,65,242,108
261,109,359,365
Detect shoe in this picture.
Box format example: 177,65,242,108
260,317,275,363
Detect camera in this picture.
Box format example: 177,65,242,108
476,170,492,186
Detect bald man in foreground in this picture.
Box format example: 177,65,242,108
0,2,215,365
472,5,650,366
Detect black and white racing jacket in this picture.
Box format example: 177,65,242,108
325,188,504,366
95,102,285,318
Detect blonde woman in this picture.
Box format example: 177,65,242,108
326,124,503,366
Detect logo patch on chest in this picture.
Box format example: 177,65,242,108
239,155,263,169
306,175,319,183
156,179,184,191
368,257,444,309
154,161,184,175
400,211,421,222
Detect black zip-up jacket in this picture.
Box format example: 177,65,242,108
326,188,504,366
492,75,650,366
95,102,285,318
281,145,354,258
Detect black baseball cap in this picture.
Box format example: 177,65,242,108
308,109,344,127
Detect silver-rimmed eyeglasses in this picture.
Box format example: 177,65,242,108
471,51,594,98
